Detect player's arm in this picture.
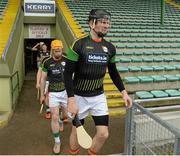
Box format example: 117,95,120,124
64,44,80,117
36,68,42,89
108,62,132,108
64,41,80,97
108,61,125,92
32,43,40,51
40,63,48,104
108,47,132,108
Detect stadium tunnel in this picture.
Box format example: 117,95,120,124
0,0,75,114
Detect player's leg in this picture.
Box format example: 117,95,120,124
61,106,69,123
45,96,51,119
69,95,89,154
49,92,61,154
88,93,109,155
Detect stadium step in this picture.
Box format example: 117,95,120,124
0,111,12,128
107,98,125,108
104,84,118,91
109,107,126,116
105,91,123,98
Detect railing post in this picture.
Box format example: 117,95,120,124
124,106,134,155
173,137,180,155
160,0,165,26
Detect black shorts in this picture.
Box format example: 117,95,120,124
72,115,109,126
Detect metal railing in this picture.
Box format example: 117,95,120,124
124,100,180,155
10,71,19,109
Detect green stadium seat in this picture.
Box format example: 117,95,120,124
140,66,153,71
150,90,169,98
173,57,180,62
153,57,164,62
135,91,154,99
116,51,123,55
114,58,120,63
143,58,153,62
163,65,176,71
134,51,143,55
164,89,180,97
117,66,129,72
174,65,180,70
138,76,153,83
163,75,179,81
151,75,166,82
175,74,180,79
124,77,139,84
123,51,134,55
152,66,164,71
131,58,143,62
128,66,141,72
109,38,119,42
172,51,180,55
164,58,174,62
143,51,153,55
119,58,131,63
162,51,171,55
153,51,163,55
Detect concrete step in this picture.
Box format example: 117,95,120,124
109,107,127,116
107,98,125,108
105,90,123,98
104,84,118,91
0,111,12,128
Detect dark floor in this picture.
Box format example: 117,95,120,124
0,79,125,155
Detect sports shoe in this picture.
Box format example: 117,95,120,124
45,112,51,119
68,148,80,155
87,149,96,156
62,117,69,123
53,142,61,154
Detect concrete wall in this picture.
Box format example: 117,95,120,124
0,7,24,112
0,78,11,111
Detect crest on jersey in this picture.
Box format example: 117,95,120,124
102,46,108,53
61,61,66,66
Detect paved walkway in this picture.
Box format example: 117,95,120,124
0,79,125,155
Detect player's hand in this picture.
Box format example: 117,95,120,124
67,97,79,119
121,90,133,109
36,83,40,89
40,95,45,105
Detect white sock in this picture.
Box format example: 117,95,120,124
55,137,60,143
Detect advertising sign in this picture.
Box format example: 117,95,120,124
24,0,55,16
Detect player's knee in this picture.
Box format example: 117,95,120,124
97,131,109,140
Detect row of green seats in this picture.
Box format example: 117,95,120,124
116,44,180,49
136,89,180,99
108,38,180,43
116,51,180,56
117,65,180,72
116,57,180,63
124,74,180,84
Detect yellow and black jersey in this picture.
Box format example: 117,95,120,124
64,34,125,97
39,56,50,69
42,56,66,92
